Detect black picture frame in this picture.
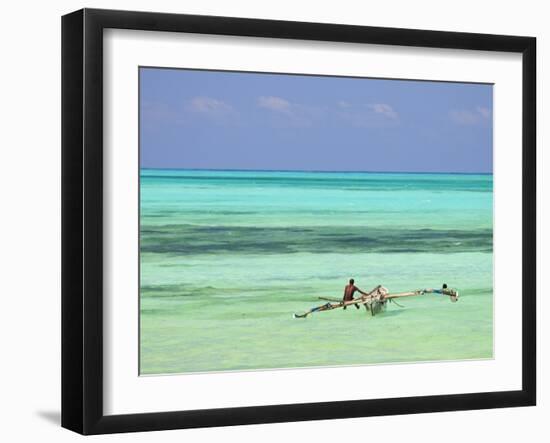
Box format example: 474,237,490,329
62,8,536,435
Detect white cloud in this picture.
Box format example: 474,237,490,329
187,96,233,114
335,102,399,127
367,103,399,120
476,106,491,119
449,110,479,125
258,97,399,128
258,96,292,113
450,106,491,125
257,96,325,127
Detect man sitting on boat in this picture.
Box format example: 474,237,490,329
294,282,459,319
424,283,459,302
433,283,450,294
343,278,369,310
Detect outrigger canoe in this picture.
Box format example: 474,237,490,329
294,285,458,318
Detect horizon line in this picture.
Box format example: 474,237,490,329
139,167,493,175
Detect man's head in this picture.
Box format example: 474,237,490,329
349,278,355,285
442,283,448,289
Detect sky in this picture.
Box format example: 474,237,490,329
140,68,493,173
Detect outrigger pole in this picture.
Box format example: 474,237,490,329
293,285,458,318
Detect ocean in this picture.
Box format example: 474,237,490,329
139,169,493,375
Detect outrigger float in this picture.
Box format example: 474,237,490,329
294,285,458,318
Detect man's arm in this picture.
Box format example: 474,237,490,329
355,286,368,296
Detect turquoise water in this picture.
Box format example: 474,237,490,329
140,169,493,375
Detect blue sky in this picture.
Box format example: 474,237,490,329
140,68,493,173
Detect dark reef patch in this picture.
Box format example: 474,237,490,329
140,224,493,256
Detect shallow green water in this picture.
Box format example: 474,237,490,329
140,169,493,374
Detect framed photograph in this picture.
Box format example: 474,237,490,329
61,8,536,435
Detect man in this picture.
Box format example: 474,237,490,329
431,283,453,295
432,283,459,302
342,278,368,310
